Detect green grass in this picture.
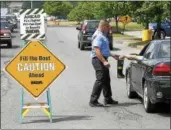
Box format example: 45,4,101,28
113,33,137,39
110,22,144,31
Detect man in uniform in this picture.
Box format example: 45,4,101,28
89,20,119,107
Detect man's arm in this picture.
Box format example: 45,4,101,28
119,55,142,60
94,47,110,68
110,52,119,60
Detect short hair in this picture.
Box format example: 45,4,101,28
98,19,109,29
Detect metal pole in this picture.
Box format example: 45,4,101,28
31,0,33,9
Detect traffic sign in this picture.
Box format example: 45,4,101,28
5,41,66,98
119,16,132,25
20,8,45,40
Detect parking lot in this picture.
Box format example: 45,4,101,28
1,26,170,129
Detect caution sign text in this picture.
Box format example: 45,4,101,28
5,41,66,98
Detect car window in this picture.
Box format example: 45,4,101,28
143,43,156,59
87,21,99,29
158,41,170,58
0,22,8,29
139,43,150,56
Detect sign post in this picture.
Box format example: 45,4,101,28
119,16,132,34
5,9,66,123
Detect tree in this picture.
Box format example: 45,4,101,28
67,2,96,22
131,1,169,39
94,2,131,32
43,1,73,18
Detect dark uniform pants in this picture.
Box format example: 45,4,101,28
90,57,112,102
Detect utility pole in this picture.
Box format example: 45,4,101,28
31,0,33,9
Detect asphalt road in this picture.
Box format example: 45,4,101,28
1,27,170,129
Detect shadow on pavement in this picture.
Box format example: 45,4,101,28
22,115,92,124
156,103,170,117
104,102,141,108
136,98,170,117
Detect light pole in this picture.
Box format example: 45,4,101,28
31,0,33,9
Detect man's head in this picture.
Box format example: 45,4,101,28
98,19,110,34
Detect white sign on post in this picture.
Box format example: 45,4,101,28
20,8,45,40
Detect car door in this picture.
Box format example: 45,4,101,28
165,22,171,36
136,43,157,95
130,43,150,93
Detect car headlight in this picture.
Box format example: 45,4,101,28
4,33,10,36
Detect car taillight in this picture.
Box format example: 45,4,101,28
152,63,171,76
82,25,87,35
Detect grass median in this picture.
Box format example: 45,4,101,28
110,22,144,31
113,33,139,39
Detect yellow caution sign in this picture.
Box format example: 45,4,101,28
119,16,132,25
5,41,66,98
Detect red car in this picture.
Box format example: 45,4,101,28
0,21,12,48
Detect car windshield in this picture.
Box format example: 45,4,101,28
87,21,99,29
158,41,170,58
0,22,8,29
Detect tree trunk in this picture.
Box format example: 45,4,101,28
156,16,161,39
115,15,119,33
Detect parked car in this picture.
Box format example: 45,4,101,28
0,16,15,32
5,14,18,29
76,20,113,50
125,40,171,113
149,19,171,39
0,21,12,48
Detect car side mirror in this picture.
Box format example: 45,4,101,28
76,27,81,30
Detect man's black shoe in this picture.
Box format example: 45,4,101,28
104,99,118,106
89,101,104,107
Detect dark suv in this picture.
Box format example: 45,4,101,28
76,20,113,50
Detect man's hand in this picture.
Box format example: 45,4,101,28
119,55,125,60
111,54,120,60
103,61,110,68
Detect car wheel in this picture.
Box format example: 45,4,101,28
80,42,85,50
7,41,12,48
160,31,166,39
143,81,155,113
154,30,166,39
126,71,137,98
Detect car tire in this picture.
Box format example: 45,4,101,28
7,41,12,48
143,81,155,113
154,30,166,39
80,42,85,50
126,71,137,98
